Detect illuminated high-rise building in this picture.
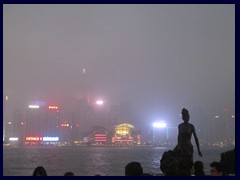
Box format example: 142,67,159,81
46,105,60,137
26,104,41,137
25,103,60,141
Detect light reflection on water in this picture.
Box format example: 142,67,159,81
3,146,232,176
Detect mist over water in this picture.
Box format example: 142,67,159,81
3,146,232,176
3,5,235,176
4,4,234,127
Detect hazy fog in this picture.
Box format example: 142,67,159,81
3,4,235,124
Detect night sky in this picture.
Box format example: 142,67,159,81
4,4,235,126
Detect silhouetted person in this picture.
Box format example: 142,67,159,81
193,161,205,176
64,171,74,176
32,166,47,176
160,150,179,176
220,148,235,175
210,161,225,176
173,108,202,175
125,161,143,176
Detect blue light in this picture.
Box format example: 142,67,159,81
42,137,59,141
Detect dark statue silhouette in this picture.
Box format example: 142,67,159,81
160,108,202,176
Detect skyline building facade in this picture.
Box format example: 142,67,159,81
3,97,235,147
25,103,60,145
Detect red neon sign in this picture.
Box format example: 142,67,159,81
95,134,107,136
48,106,58,109
95,138,107,140
61,123,69,127
25,137,42,141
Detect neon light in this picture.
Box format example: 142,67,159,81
25,137,42,141
28,105,40,109
95,137,107,138
95,133,107,142
61,123,69,127
113,139,133,142
48,106,58,109
43,137,59,141
9,137,19,141
95,134,107,136
113,137,133,142
95,136,107,138
117,123,135,128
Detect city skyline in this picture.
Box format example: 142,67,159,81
4,4,235,141
4,96,235,147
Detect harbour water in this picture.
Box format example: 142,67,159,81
3,146,233,176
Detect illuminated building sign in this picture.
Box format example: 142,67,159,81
9,137,19,141
28,105,40,109
48,106,58,109
94,134,107,142
113,139,133,142
112,137,133,142
43,137,59,141
61,123,69,127
95,134,107,136
25,137,42,141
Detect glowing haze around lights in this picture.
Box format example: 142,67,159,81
96,100,104,105
153,122,167,128
28,105,39,109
